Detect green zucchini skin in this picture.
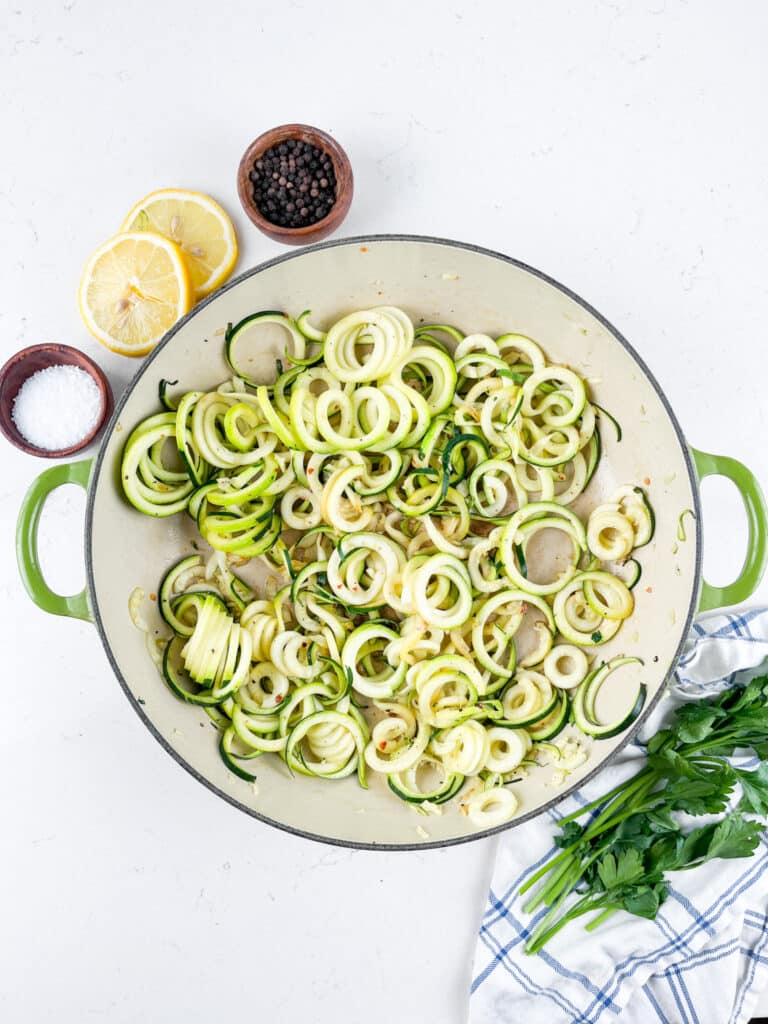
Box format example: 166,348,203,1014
572,657,647,739
122,305,656,820
526,696,570,741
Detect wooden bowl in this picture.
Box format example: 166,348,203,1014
0,344,113,458
237,124,353,245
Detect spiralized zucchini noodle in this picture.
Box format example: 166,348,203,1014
124,306,655,829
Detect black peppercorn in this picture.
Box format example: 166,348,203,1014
250,138,338,229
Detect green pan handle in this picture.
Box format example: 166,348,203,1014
692,447,768,611
16,459,93,621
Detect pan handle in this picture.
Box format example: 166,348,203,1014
16,459,93,621
692,448,768,611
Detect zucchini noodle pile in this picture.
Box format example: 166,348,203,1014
124,305,654,830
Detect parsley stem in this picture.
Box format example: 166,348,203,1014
519,847,574,896
525,857,583,913
527,842,607,918
584,907,616,931
576,778,660,845
678,731,745,757
556,767,652,825
526,876,588,949
523,856,573,912
555,845,607,903
579,793,661,844
525,896,606,954
582,770,656,834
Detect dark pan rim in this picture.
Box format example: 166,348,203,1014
84,233,703,852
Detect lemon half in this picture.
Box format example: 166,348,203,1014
78,231,193,357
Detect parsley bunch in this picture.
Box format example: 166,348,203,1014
520,675,768,954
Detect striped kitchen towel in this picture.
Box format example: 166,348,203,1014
470,609,768,1024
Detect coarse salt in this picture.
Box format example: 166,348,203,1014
12,364,102,451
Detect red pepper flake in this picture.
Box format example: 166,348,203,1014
149,593,157,601
645,586,653,593
360,246,368,253
275,694,284,704
378,741,387,750
308,467,315,474
643,477,651,486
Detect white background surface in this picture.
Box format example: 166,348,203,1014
2,1,767,1021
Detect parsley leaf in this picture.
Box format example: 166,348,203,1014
664,776,735,816
705,814,765,861
646,834,685,874
671,705,721,744
554,821,585,848
644,806,678,833
736,764,768,816
648,748,706,781
679,814,765,866
622,882,667,919
596,848,645,890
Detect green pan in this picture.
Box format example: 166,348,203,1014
14,235,768,849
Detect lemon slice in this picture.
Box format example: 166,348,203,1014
121,188,238,299
78,231,193,357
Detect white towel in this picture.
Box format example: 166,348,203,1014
470,609,768,1024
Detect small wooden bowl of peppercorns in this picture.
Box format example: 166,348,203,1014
237,124,353,245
